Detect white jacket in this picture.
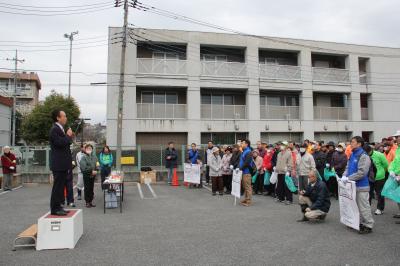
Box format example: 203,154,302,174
209,154,222,177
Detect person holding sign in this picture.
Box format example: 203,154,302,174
297,170,331,222
342,136,374,234
239,139,254,206
186,143,202,188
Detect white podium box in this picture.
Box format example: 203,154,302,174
36,209,83,250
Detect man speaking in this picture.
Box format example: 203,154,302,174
49,109,73,216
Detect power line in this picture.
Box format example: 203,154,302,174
0,3,112,13
0,35,108,44
133,1,400,59
0,6,114,16
0,1,111,9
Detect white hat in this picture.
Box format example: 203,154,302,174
211,147,220,153
281,141,289,146
392,130,400,137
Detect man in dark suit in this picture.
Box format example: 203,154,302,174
49,109,73,216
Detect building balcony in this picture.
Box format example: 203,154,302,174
312,67,350,83
313,106,349,120
201,61,247,77
259,64,301,80
137,58,187,75
201,104,246,120
260,105,300,120
137,103,187,119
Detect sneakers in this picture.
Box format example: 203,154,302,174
285,200,293,205
393,214,400,219
374,209,383,215
68,203,76,208
77,195,82,200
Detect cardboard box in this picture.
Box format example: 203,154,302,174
140,170,156,184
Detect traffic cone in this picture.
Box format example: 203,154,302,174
172,168,180,186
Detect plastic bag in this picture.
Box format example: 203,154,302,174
323,167,336,181
382,176,400,203
264,171,271,186
105,191,118,208
252,171,258,184
270,171,278,184
285,174,297,192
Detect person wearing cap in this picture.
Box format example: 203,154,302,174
209,146,223,196
364,145,388,215
297,170,331,222
297,144,316,192
1,146,17,191
221,146,233,194
342,136,374,234
239,139,254,206
331,143,348,199
252,149,264,195
275,141,294,204
388,130,400,223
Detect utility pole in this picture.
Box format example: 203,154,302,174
64,31,78,98
6,50,24,146
115,0,130,170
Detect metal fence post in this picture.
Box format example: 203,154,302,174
137,145,141,171
181,145,185,171
160,145,163,171
45,147,50,172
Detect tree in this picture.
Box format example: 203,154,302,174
21,91,81,144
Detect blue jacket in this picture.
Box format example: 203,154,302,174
304,179,331,213
188,149,200,164
239,147,253,175
347,147,370,189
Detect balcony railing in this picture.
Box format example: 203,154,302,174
359,72,370,84
137,58,187,75
259,64,301,80
201,61,247,77
201,104,246,119
314,106,349,120
361,107,369,120
312,67,350,83
137,103,186,119
260,105,300,120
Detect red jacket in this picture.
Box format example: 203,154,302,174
1,153,17,174
262,150,274,171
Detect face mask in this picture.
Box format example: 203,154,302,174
337,148,343,152
86,149,92,154
299,148,306,153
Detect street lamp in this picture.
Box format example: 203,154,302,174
64,31,78,98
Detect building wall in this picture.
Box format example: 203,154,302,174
0,103,11,146
107,28,400,146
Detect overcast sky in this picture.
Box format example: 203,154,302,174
0,0,399,124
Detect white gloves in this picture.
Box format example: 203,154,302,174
326,163,330,168
273,167,276,171
235,168,240,171
396,176,400,182
390,171,396,177
229,165,234,170
286,171,290,176
341,176,348,183
9,166,15,170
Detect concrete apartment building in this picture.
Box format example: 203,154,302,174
0,72,41,115
0,96,12,146
106,27,400,147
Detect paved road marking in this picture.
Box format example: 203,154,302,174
146,183,158,199
137,183,144,199
0,185,23,196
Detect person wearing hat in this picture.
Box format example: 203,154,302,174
209,146,223,196
275,141,294,204
1,146,17,191
331,143,348,199
262,144,275,197
325,141,337,199
221,146,233,194
252,149,264,195
297,144,316,192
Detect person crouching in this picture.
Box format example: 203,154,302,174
79,144,99,208
297,170,331,222
209,147,223,196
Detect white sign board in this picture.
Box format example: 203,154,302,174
338,178,360,231
231,170,242,199
184,163,201,184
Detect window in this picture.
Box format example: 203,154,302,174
140,91,178,104
224,95,234,105
153,52,179,59
260,94,299,107
201,94,211,104
212,94,223,105
166,93,177,104
267,96,283,106
141,92,153,103
202,54,228,62
201,92,245,105
330,95,345,107
154,92,165,104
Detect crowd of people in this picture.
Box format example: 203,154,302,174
165,132,400,234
